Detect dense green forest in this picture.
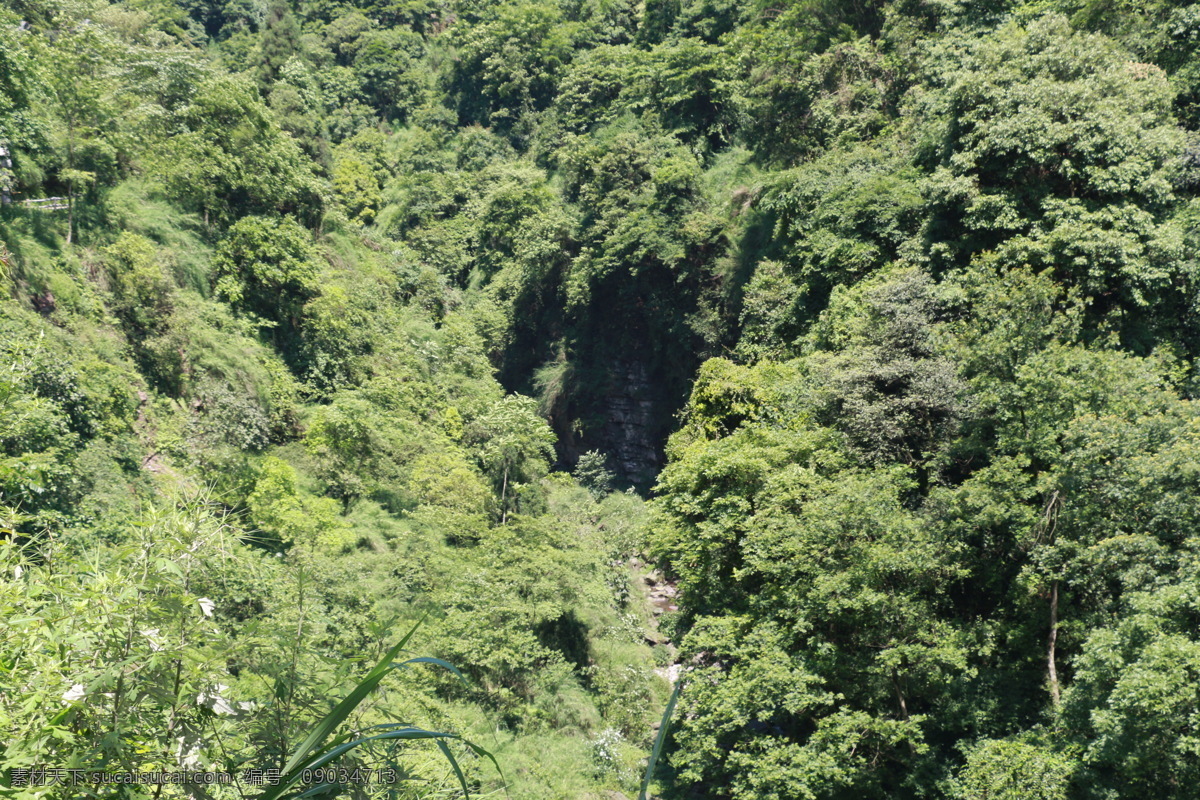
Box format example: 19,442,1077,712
4,0,1200,797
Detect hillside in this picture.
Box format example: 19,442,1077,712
5,0,1200,798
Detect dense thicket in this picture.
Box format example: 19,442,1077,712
4,0,1200,797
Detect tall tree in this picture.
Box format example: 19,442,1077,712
256,1,301,91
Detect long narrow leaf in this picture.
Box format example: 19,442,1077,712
262,728,461,800
281,616,425,776
291,728,458,776
638,681,682,800
435,739,472,799
399,656,469,685
253,614,504,800
459,740,506,791
357,721,418,733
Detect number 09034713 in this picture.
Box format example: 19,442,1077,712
298,767,398,785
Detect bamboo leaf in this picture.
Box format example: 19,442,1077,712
399,656,469,685
638,681,681,800
279,616,424,776
460,740,506,791
254,615,502,800
436,739,472,799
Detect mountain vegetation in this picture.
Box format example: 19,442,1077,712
4,0,1200,798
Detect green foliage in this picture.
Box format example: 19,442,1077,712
736,260,802,360
573,450,614,498
650,383,965,794
919,15,1188,318
952,736,1075,800
257,616,500,800
103,232,175,337
150,75,322,227
407,448,492,514
256,2,302,90
726,17,894,164
332,153,382,224
469,394,556,521
806,268,963,466
1063,579,1200,797
0,303,142,529
103,180,211,293
298,283,375,392
212,214,320,333
0,502,245,788
0,15,52,179
445,0,579,137
760,142,924,307
304,392,412,507
249,456,355,551
353,28,427,121
9,1,1200,797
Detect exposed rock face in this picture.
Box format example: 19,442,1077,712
544,352,675,492
601,357,665,490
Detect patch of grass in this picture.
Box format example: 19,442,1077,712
103,180,212,293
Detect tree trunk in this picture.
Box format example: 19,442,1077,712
66,115,75,246
500,465,509,525
1048,580,1061,707
892,667,917,756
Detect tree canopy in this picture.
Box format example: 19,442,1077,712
5,0,1200,797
